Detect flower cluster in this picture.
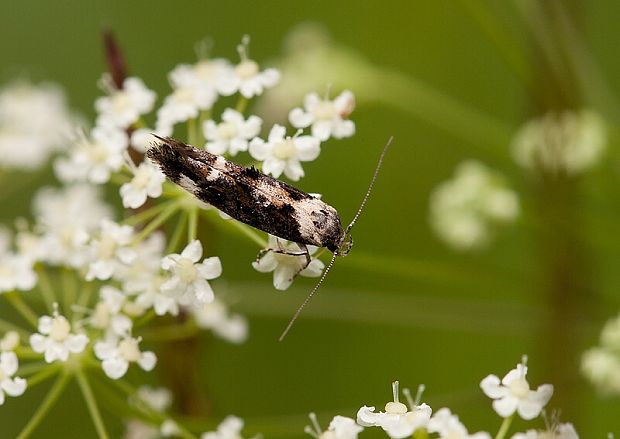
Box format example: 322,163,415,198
429,160,519,250
0,34,358,438
305,359,573,439
511,109,606,176
582,313,620,395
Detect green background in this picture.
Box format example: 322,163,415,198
1,0,619,437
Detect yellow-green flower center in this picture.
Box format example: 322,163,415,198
177,258,197,283
119,338,141,362
272,139,296,160
236,60,259,79
217,121,238,140
508,377,530,398
49,316,71,341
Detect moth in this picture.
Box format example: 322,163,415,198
147,136,391,340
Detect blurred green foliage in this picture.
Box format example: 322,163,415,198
1,0,619,437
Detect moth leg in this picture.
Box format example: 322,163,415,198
255,243,312,271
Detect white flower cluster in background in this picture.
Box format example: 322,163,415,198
429,160,519,251
582,313,620,395
511,109,606,176
0,80,78,170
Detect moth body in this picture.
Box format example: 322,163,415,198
147,138,351,253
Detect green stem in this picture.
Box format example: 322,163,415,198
35,265,55,313
60,268,77,317
166,210,188,254
495,414,514,439
123,200,175,226
4,292,38,329
132,202,180,245
25,364,62,388
413,428,429,439
188,207,199,242
73,282,95,325
16,372,71,439
76,370,110,439
133,309,156,328
202,209,267,247
139,320,199,342
235,96,249,113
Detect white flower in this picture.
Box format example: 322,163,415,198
201,416,253,439
30,308,89,363
0,331,20,351
306,413,362,439
169,58,232,103
601,314,620,349
0,80,76,170
511,423,578,439
0,351,27,405
249,124,320,181
252,235,324,290
192,299,248,343
203,109,262,156
0,253,37,293
120,159,166,209
124,420,159,439
289,90,355,141
217,39,280,98
428,408,491,439
89,286,133,337
86,219,137,281
480,359,553,420
430,160,519,251
161,240,222,307
157,66,217,131
357,382,432,439
118,232,165,292
95,76,156,129
135,386,173,412
55,126,128,184
94,335,157,379
581,347,620,395
511,109,606,175
33,184,111,268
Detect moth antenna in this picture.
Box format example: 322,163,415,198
279,137,393,341
344,136,393,235
279,251,339,341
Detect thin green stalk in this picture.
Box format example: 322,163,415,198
16,372,71,439
235,96,248,113
166,210,188,254
4,292,38,329
188,206,199,242
61,268,77,317
76,370,110,439
495,414,514,439
413,428,429,439
35,265,55,313
133,309,156,328
139,320,199,342
24,364,62,388
17,361,49,376
132,202,180,245
123,200,174,226
202,209,267,247
73,282,95,325
187,117,200,146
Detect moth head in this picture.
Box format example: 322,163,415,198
336,233,353,256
